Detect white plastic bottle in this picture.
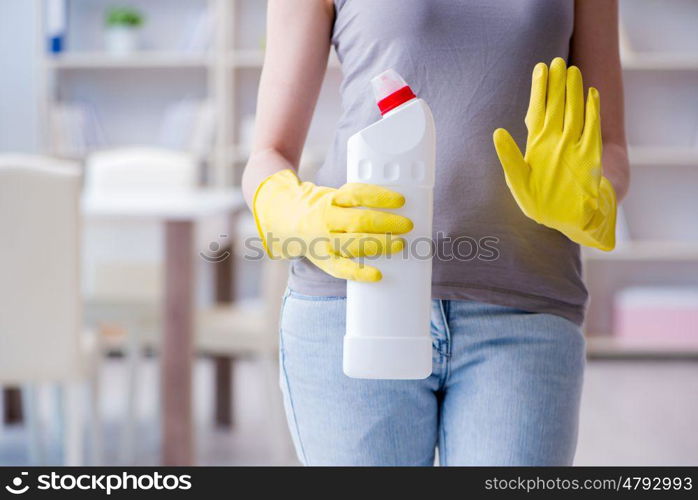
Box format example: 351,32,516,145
344,69,435,380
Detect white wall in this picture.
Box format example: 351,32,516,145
0,0,40,152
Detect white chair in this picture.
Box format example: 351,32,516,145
191,157,320,462
197,255,287,358
196,219,293,461
82,147,200,347
83,146,238,462
82,147,207,462
84,147,199,194
0,155,101,465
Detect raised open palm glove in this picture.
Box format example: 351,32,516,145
252,169,412,282
493,57,617,251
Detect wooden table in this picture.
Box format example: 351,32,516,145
82,189,244,465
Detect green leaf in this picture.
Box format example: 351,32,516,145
105,6,145,28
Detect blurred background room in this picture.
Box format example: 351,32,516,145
0,0,697,466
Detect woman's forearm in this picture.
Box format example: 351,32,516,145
242,0,334,209
603,142,630,201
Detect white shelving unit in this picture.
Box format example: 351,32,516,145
621,53,698,71
583,0,698,355
628,146,698,167
584,241,698,262
37,0,342,186
586,336,698,359
46,52,214,69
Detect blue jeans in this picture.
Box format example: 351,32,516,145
279,289,586,466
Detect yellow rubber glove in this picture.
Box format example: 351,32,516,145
252,169,413,282
493,57,617,251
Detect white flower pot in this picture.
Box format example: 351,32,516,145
104,26,140,56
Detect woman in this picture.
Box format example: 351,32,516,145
243,0,629,465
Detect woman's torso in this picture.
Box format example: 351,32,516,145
288,0,587,324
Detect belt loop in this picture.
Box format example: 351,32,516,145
438,299,452,356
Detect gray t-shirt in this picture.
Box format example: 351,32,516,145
288,0,587,324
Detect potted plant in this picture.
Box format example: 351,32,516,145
104,6,145,55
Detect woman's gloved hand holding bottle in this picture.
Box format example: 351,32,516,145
493,57,617,251
252,169,412,282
